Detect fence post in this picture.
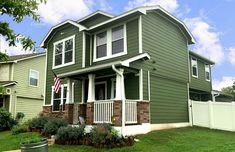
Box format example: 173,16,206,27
232,102,235,131
188,100,193,126
208,100,214,129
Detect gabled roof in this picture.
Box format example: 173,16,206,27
77,10,114,23
0,52,45,63
0,81,17,87
189,51,215,65
40,20,87,47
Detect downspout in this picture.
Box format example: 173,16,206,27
112,65,125,135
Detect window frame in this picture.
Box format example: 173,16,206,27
191,57,198,78
205,64,211,81
93,24,127,62
52,35,75,69
29,69,39,87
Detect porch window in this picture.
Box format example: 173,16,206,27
96,32,107,58
29,69,39,87
95,82,107,100
53,35,75,68
191,58,198,77
112,25,124,55
52,85,67,112
205,64,210,81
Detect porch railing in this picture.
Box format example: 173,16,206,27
94,100,114,123
125,100,138,124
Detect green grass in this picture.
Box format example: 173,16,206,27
2,127,235,152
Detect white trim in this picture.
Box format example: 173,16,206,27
2,82,17,87
52,35,75,69
191,57,198,78
151,122,190,131
139,69,143,100
0,53,46,64
111,78,116,99
138,15,143,53
40,20,86,47
205,64,211,82
89,36,92,66
51,84,68,112
114,123,151,136
43,49,48,106
93,24,127,62
72,82,74,103
95,81,107,100
29,69,39,87
81,79,85,103
77,10,114,23
82,32,86,68
148,71,150,101
10,63,14,81
121,53,150,66
88,5,195,44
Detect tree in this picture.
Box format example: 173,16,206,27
221,86,233,95
233,82,235,101
0,0,46,60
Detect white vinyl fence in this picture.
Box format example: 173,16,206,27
94,100,113,123
191,100,235,131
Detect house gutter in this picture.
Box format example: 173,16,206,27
112,65,125,135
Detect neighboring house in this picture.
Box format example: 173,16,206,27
0,53,46,120
41,5,214,135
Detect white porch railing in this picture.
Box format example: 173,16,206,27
125,100,138,124
94,100,114,123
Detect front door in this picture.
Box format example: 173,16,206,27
95,82,106,100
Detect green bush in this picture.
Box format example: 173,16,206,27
15,112,25,122
90,123,121,145
29,116,50,129
11,120,31,135
57,125,85,141
0,108,17,131
42,117,68,135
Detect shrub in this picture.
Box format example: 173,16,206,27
57,125,85,141
29,116,50,130
42,117,68,135
0,108,17,131
90,123,122,146
15,112,25,123
11,120,31,135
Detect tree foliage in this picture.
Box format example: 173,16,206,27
0,0,46,60
221,82,235,101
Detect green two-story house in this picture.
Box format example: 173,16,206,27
41,5,214,135
0,53,46,120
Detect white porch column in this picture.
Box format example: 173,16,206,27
88,74,95,102
66,78,73,104
115,69,125,100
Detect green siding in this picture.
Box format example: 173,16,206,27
189,54,212,92
13,55,45,99
142,12,189,82
85,34,91,67
45,24,83,104
79,14,111,28
150,75,189,123
125,74,139,99
91,19,139,66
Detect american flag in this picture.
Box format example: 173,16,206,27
54,73,61,93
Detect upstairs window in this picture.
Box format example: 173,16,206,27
96,32,107,58
94,24,126,62
205,64,210,81
29,69,39,87
53,35,75,68
112,25,124,55
191,58,198,77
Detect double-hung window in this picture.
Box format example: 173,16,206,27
53,35,75,68
29,69,39,87
191,58,198,77
52,85,67,112
94,24,126,62
205,64,210,81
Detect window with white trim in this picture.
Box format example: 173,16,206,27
205,64,210,81
52,85,67,112
53,35,75,68
191,58,198,77
29,69,39,86
94,24,126,62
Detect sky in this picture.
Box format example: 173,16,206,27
0,0,235,91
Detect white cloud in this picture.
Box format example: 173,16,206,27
125,0,179,13
0,37,33,56
213,76,235,91
184,17,225,64
228,47,235,65
37,0,91,25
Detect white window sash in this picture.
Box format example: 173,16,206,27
29,69,39,87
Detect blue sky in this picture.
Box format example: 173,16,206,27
1,0,235,90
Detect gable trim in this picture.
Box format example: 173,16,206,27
77,10,114,23
40,20,86,47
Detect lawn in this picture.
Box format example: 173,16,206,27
1,127,235,152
